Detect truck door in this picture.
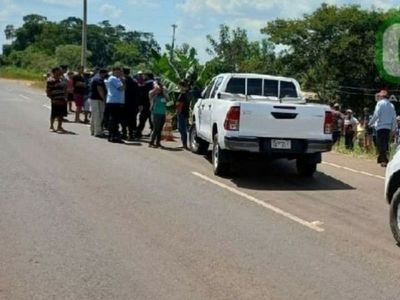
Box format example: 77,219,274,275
202,76,224,141
198,78,216,139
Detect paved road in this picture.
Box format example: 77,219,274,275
0,79,398,299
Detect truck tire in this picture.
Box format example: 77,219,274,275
389,188,400,245
189,124,209,155
212,134,230,176
296,158,317,177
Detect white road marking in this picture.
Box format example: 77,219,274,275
322,162,385,180
192,171,325,233
19,94,32,102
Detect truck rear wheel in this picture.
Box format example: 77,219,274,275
212,134,230,176
389,188,400,245
296,158,317,177
189,124,209,155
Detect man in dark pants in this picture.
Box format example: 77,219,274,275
331,103,343,145
369,90,397,167
121,68,140,140
135,73,154,139
105,67,125,143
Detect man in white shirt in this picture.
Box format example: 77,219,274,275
369,90,397,167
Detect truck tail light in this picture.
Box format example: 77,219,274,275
324,111,333,134
224,106,241,131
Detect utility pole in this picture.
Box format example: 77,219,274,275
170,24,177,61
81,0,88,67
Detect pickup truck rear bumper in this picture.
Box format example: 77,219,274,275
224,137,332,154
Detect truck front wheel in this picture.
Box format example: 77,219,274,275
212,134,230,176
296,158,317,177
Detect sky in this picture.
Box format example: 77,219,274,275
0,0,399,62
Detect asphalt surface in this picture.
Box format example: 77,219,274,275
0,79,399,299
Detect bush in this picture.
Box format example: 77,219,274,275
0,66,43,81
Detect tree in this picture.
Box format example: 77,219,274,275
4,25,16,40
55,45,86,69
206,25,278,75
261,4,398,109
112,41,141,67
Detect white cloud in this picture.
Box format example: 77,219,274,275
0,0,20,22
126,0,160,9
41,0,82,7
99,3,122,19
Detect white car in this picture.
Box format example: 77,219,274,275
189,73,333,176
385,148,400,243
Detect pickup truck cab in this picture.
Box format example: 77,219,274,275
189,73,333,176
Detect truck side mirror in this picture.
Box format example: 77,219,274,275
217,93,221,99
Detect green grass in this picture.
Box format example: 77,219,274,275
333,138,397,160
0,67,44,81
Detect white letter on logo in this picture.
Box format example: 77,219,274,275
383,24,400,77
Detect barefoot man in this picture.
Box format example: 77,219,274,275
46,67,67,133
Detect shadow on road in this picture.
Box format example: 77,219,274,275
203,154,355,191
56,130,77,135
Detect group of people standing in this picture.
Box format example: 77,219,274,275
330,90,398,167
46,65,191,148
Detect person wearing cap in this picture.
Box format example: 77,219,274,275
369,90,397,167
89,69,108,138
331,102,344,145
343,109,359,150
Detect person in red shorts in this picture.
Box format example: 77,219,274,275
72,66,86,123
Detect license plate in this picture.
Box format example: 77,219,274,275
271,139,291,149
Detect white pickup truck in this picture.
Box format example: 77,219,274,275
189,73,333,176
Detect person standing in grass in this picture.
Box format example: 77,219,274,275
149,81,169,148
343,109,359,150
362,107,373,151
46,67,67,133
369,90,397,167
331,103,344,145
